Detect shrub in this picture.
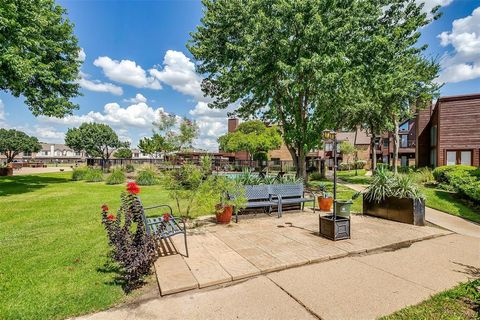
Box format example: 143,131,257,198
100,183,156,292
106,168,126,185
136,166,159,185
355,160,367,169
125,164,135,173
72,166,88,181
84,167,104,182
413,167,434,184
364,168,425,202
309,172,323,181
339,162,353,171
432,165,477,183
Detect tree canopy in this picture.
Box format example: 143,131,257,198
65,123,128,161
113,148,133,159
0,0,82,117
218,120,282,160
0,128,41,162
189,0,441,178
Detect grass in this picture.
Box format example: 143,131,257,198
0,172,200,320
336,169,371,185
307,180,363,213
381,279,480,320
422,186,480,224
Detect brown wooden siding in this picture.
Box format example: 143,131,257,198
415,107,433,167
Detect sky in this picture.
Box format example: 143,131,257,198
1,0,479,151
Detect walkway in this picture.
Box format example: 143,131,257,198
341,182,480,238
12,166,72,175
77,233,480,320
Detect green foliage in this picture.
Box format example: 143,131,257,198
309,172,324,181
178,118,200,149
71,165,88,181
218,120,282,159
412,167,435,184
233,171,302,185
432,165,477,183
196,176,247,214
124,164,135,173
135,166,159,186
65,123,128,160
0,0,81,117
339,141,356,164
113,148,133,159
364,168,424,202
84,168,104,182
0,128,42,162
106,168,126,185
200,155,213,175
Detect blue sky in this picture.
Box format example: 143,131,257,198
1,0,479,150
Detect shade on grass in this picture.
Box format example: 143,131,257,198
0,172,187,320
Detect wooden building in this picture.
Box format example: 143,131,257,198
416,93,480,168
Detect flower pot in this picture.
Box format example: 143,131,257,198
318,196,333,212
0,167,13,176
216,205,233,224
335,200,353,218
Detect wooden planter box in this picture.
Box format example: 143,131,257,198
319,215,350,241
0,167,13,176
363,195,425,226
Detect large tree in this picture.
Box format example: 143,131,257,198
0,129,41,163
113,148,133,159
218,120,282,160
65,123,128,162
189,0,383,179
0,0,82,117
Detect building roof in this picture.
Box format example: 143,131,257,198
336,129,370,145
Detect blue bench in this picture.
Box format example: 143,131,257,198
231,183,316,222
141,204,188,257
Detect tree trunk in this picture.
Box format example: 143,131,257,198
371,135,377,172
392,117,399,174
6,151,15,163
298,150,307,182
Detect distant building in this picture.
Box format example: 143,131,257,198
0,143,86,163
416,93,480,168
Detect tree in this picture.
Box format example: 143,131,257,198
0,0,81,117
65,123,128,163
0,129,41,163
339,141,356,166
113,148,133,159
138,137,158,159
189,0,387,180
218,120,282,160
178,118,200,150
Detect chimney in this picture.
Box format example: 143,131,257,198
228,117,239,133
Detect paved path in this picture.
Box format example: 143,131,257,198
341,182,480,238
13,167,72,175
76,234,480,320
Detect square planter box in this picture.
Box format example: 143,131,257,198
319,214,350,241
363,195,425,226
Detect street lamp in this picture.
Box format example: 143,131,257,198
322,130,337,214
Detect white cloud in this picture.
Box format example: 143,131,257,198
150,50,210,102
416,0,453,14
33,126,65,143
77,48,86,62
437,7,480,83
124,93,147,104
0,100,6,127
93,56,161,89
77,72,124,95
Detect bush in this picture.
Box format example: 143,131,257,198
364,168,424,202
432,165,477,183
136,166,159,185
355,160,367,169
309,172,324,181
84,167,104,182
106,168,126,185
125,164,135,173
413,167,434,184
339,162,353,171
72,166,88,181
101,183,157,292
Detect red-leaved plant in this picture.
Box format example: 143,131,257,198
101,182,157,291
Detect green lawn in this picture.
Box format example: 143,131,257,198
0,172,182,320
381,279,480,320
307,180,363,213
336,169,371,185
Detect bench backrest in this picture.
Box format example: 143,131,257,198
244,185,271,200
269,183,304,198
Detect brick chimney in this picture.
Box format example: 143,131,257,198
228,117,239,133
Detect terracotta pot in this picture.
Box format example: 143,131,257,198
216,205,233,224
318,196,333,212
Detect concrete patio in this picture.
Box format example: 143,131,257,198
155,211,451,295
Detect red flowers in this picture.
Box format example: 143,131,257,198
101,204,109,212
107,214,116,221
126,182,140,195
162,213,170,222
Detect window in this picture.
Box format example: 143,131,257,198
446,150,472,166
383,138,389,148
400,135,408,148
430,149,437,167
42,151,49,156
23,151,32,157
399,121,409,131
430,125,437,147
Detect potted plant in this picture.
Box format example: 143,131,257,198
363,169,426,225
317,183,333,211
0,163,13,176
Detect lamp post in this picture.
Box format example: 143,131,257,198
319,129,350,241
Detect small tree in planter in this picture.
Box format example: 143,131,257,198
100,182,157,291
363,169,426,225
197,176,247,224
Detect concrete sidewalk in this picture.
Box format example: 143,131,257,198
76,234,479,320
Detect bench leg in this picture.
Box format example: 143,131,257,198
235,207,238,223
183,220,189,257
301,202,305,211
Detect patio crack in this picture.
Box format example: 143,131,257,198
265,277,323,320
